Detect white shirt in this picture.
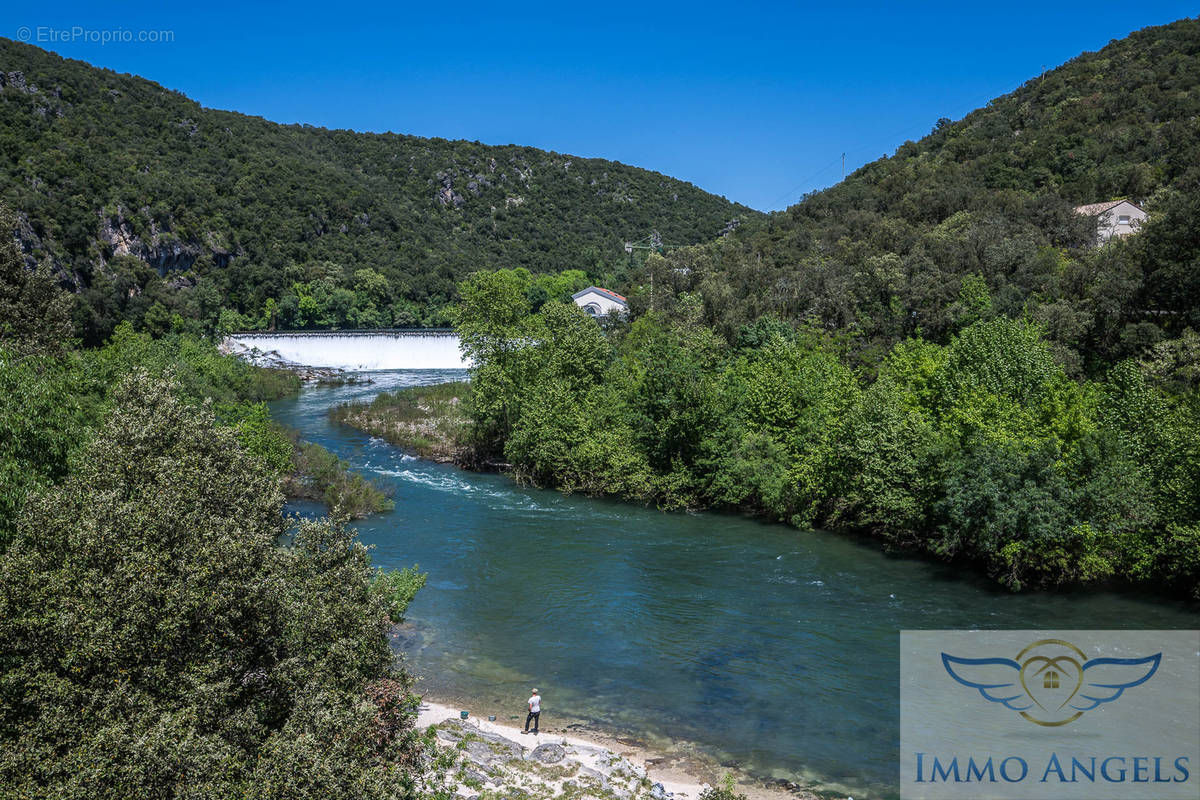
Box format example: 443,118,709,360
528,694,541,713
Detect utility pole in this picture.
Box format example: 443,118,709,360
624,230,677,313
842,152,846,181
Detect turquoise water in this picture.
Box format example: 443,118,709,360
270,370,1199,799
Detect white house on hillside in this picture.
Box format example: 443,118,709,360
572,286,628,318
1074,200,1147,244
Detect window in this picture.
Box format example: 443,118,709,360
583,303,601,316
1118,215,1131,225
1043,670,1060,689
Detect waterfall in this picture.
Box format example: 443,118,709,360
224,330,469,370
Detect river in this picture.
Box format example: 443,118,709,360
269,369,1199,799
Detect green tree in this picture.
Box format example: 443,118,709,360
0,371,434,799
234,402,296,476
934,439,1078,590
949,272,994,329
620,308,727,505
710,333,860,525
502,301,649,493
452,269,535,448
827,376,938,543
0,350,98,549
0,205,73,357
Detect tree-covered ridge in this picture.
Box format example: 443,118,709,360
0,38,757,343
645,18,1200,374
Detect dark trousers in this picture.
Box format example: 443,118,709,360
524,710,540,732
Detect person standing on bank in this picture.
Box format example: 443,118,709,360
523,688,541,734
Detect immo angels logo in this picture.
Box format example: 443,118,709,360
941,639,1161,727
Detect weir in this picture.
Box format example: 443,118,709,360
224,329,468,370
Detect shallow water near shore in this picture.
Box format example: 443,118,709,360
272,370,1199,800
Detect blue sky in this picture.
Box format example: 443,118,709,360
10,2,1196,210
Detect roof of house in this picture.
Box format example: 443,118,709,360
1074,199,1145,216
572,286,628,306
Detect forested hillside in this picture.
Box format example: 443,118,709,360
644,18,1199,375
0,39,756,343
448,20,1200,597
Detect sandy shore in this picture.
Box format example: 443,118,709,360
416,698,841,800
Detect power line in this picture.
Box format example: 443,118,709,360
764,82,1031,211
763,154,844,210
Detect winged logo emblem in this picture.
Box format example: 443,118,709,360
941,638,1161,726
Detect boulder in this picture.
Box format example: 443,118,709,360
528,743,566,764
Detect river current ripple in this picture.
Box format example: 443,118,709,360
270,369,1199,799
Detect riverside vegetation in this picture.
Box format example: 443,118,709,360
428,267,1200,597
330,381,471,463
